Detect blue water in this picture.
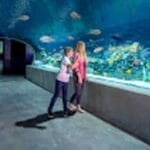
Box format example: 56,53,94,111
35,20,150,81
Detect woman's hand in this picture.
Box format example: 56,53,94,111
71,61,78,69
78,77,83,84
77,73,83,84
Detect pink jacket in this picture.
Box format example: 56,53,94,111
73,52,87,80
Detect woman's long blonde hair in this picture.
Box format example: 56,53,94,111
76,41,87,57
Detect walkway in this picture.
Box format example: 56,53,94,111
0,75,149,150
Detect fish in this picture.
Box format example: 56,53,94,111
18,15,30,21
67,36,74,40
126,69,132,74
89,29,101,36
133,59,141,66
40,47,45,50
111,33,122,41
8,15,30,28
89,39,94,42
88,57,97,63
93,47,103,53
40,36,55,43
70,11,81,20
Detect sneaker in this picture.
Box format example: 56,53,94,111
48,111,54,119
68,102,77,111
77,105,85,113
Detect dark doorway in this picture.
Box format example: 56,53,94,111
11,40,26,74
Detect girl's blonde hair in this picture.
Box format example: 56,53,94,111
76,41,87,57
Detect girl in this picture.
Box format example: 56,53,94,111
48,47,77,118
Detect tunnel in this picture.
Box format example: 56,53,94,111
0,0,150,150
0,38,34,75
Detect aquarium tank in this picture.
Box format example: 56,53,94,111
0,0,150,83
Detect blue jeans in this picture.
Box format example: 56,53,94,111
48,80,68,113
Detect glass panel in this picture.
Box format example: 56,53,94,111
0,1,149,85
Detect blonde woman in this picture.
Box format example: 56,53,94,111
68,41,87,113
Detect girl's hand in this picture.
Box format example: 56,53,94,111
67,64,72,68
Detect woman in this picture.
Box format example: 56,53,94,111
68,41,87,113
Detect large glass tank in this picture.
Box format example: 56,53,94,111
0,0,150,87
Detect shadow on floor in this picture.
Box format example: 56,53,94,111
15,111,76,130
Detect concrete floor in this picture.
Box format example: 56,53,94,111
0,75,150,150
